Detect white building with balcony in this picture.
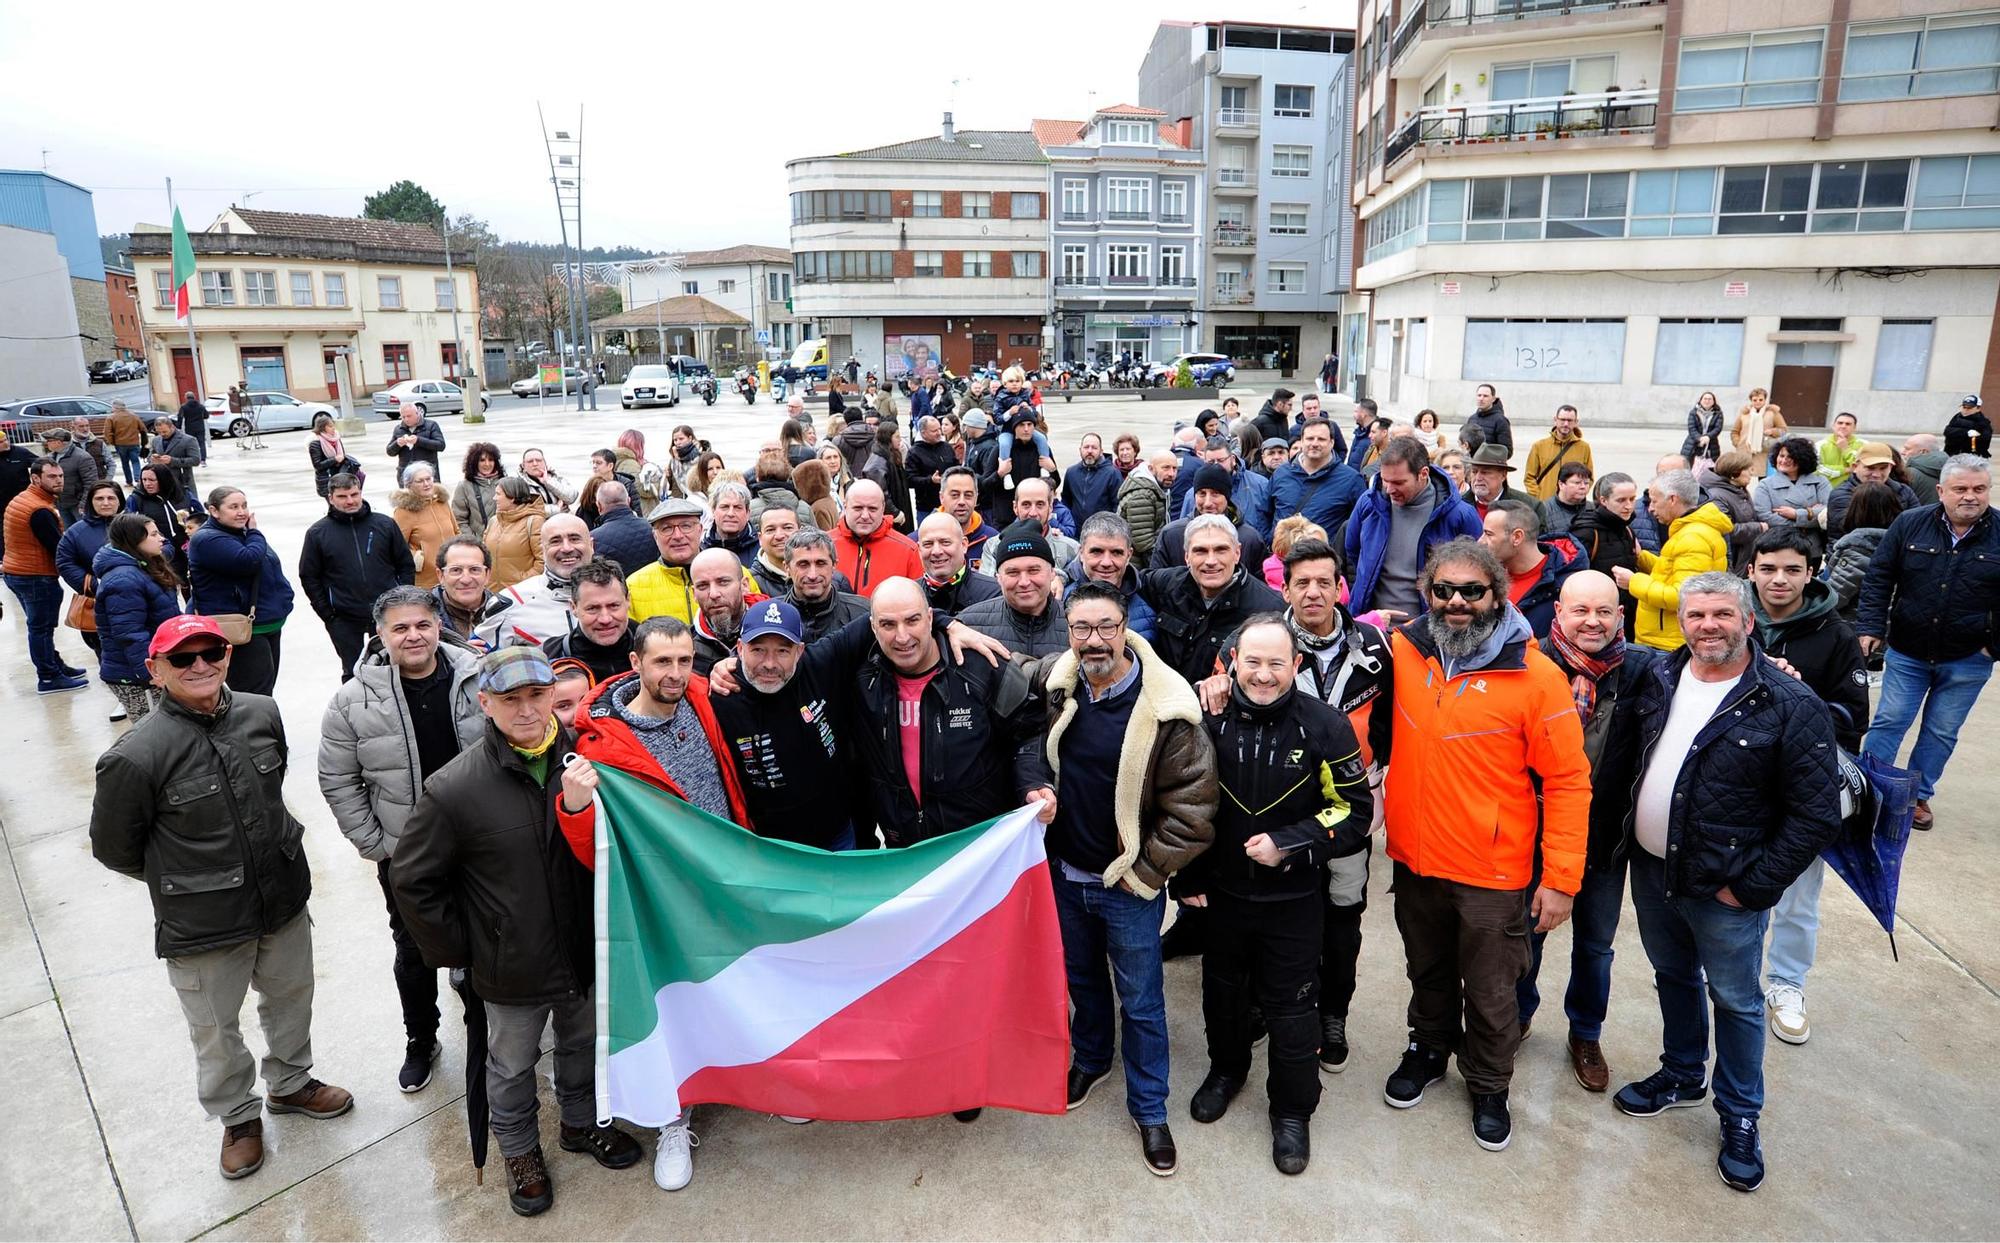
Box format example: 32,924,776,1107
619,244,803,363
1349,0,2000,433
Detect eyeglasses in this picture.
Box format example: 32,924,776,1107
1068,621,1125,642
162,645,229,669
1427,581,1492,603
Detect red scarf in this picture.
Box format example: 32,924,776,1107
1544,624,1624,724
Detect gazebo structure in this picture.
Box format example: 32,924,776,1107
592,294,751,367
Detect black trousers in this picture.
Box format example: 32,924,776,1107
377,860,441,1049
328,614,371,682
1318,842,1371,1023
224,630,282,696
1202,890,1323,1119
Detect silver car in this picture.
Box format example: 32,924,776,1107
203,391,340,439
0,394,170,439
370,379,488,419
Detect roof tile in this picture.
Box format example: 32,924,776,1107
228,208,444,251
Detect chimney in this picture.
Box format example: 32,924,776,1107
941,112,956,143
1176,116,1194,148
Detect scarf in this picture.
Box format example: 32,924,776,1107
1544,624,1625,723
316,431,345,463
510,715,560,760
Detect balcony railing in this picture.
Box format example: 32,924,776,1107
1055,276,1199,289
1390,13,1424,64
1213,225,1256,246
1383,88,1660,165
1217,107,1258,128
1059,210,1092,223
1105,210,1152,222
1424,0,1662,28
1159,212,1190,224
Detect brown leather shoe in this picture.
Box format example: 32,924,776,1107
220,1118,264,1179
1912,799,1934,831
1568,1035,1610,1093
267,1078,354,1119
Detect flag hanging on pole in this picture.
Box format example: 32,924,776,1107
170,206,197,324
591,767,1069,1127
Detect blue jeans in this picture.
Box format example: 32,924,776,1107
116,444,144,485
1517,853,1627,1042
1050,870,1170,1126
1764,857,1824,993
1629,851,1769,1121
1863,648,1993,802
4,573,62,679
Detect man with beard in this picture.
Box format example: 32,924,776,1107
905,416,960,518
479,514,595,647
543,558,636,683
1116,450,1175,564
1062,512,1155,641
931,465,999,569
1617,574,1840,1194
1465,383,1512,454
688,548,759,676
1175,435,1272,540
783,528,869,642
1346,439,1482,623
1514,571,1656,1095
298,474,416,680
917,511,1000,613
959,524,1069,658
1062,433,1122,524
1371,538,1589,1153
1461,444,1542,524
747,506,798,597
1178,615,1368,1176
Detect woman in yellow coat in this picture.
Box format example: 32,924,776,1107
389,462,457,589
483,475,547,589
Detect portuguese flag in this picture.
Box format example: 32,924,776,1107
591,766,1068,1126
170,205,198,324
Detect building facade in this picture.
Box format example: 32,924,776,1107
1139,21,1355,372
0,224,88,398
787,116,1050,380
129,207,481,407
622,244,805,361
104,265,144,361
0,170,112,368
1349,0,2000,433
1035,106,1204,366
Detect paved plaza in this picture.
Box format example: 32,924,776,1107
2,391,1997,1240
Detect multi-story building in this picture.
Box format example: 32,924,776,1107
1035,106,1204,366
0,170,112,368
1139,20,1355,373
1350,0,2000,433
621,244,805,361
129,207,480,406
787,115,1049,380
104,265,145,362
0,224,87,397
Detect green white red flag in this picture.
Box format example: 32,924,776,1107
170,206,197,324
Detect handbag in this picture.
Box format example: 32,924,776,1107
65,591,96,632
204,543,263,646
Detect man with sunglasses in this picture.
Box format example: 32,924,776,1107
1368,539,1590,1154
93,616,352,1181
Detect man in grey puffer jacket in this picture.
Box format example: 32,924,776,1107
317,586,484,1092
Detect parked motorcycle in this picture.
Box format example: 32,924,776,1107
693,374,719,406
736,373,758,404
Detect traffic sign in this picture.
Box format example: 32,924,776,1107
756,330,771,345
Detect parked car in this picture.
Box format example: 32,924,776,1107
0,394,169,439
518,340,548,356
620,364,681,409
202,390,339,439
511,367,592,398
1148,352,1236,387
663,354,713,378
370,379,488,418
88,360,138,383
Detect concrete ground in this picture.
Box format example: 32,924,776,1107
3,390,1996,1241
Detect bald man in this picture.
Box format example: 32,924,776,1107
477,512,597,647
832,479,923,595
689,548,753,676
1516,569,1659,1093
917,511,1001,613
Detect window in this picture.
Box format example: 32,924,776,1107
1544,172,1628,238
383,343,412,383
713,279,733,294
767,272,791,301
911,191,943,218
1676,29,1824,111
1062,180,1089,218
1216,202,1248,230
1061,246,1088,281
1843,13,2000,101
323,273,346,306
1911,154,2000,229
1214,264,1243,299
153,270,174,307
200,270,234,306
440,342,461,381
1011,192,1041,219
1463,319,1627,383
434,276,457,310
1105,119,1153,144
1106,244,1148,282
1221,84,1249,113
913,251,945,277
1159,246,1186,284
1630,167,1718,236
378,276,402,309
1219,144,1251,185
1718,164,1813,234
289,272,313,307
963,251,993,278
242,271,277,306
1266,263,1306,293
793,251,894,282
1272,144,1312,177
1013,250,1043,278
1373,320,1393,372
683,280,699,295
791,190,893,222
1270,203,1309,235
962,192,992,219
1810,159,1911,232
1424,179,1465,244
1274,84,1314,116
1491,56,1615,101
1873,319,1935,390
1466,175,1545,241
1404,319,1428,377
1653,319,1745,385
1106,178,1151,219
1161,181,1187,222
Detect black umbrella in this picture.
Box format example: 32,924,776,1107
452,970,491,1182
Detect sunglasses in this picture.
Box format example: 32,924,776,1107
162,645,229,669
1428,581,1492,603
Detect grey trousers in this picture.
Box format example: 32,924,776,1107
486,991,595,1158
164,910,316,1125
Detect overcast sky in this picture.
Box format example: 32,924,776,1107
1,0,1353,254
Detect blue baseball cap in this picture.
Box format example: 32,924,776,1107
740,598,805,644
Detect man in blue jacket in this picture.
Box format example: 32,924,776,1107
1061,433,1123,525
1344,439,1481,621
1343,399,1380,471
1269,419,1365,535
1178,435,1272,540
1063,513,1155,642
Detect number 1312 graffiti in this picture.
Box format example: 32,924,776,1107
1513,347,1564,371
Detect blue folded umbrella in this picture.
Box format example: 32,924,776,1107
1822,749,1920,959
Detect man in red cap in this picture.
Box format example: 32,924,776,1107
92,616,351,1181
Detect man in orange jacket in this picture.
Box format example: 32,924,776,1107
1366,537,1590,1153
831,479,922,596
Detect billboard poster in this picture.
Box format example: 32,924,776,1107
889,334,942,381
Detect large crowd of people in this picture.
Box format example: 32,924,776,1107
1,374,1992,1213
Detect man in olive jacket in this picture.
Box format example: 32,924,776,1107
91,616,352,1182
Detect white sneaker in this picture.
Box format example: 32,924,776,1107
775,1114,813,1125
653,1115,696,1191
1765,985,1810,1045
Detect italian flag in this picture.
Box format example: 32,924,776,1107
170,206,197,324
592,767,1069,1126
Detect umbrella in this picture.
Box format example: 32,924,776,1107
451,970,491,1183
1821,749,1920,960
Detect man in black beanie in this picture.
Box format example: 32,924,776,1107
957,522,1069,658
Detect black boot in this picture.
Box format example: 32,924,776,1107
1271,1115,1311,1175
1189,1070,1243,1123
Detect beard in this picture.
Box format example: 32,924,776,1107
1689,629,1749,669
705,610,741,645
1078,644,1120,679
1425,600,1502,662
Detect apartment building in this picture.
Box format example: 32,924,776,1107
1035,106,1204,366
1349,0,2000,433
786,116,1049,379
1139,20,1355,373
